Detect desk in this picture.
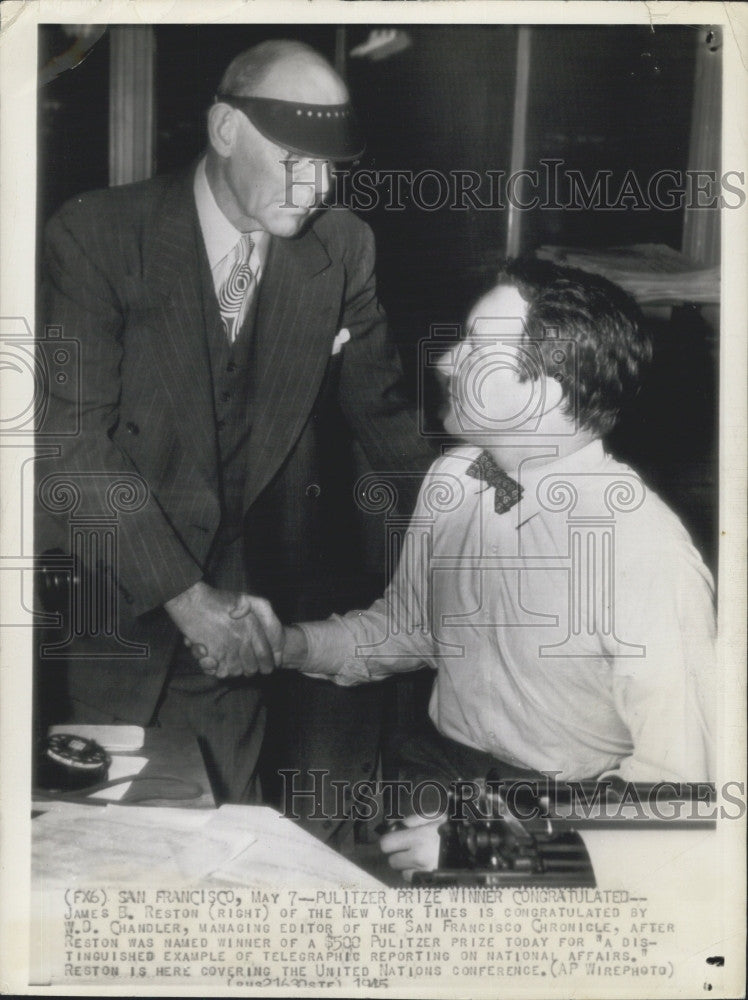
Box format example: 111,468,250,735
33,726,215,812
116,727,215,809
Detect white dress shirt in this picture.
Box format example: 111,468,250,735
194,157,269,330
300,440,716,782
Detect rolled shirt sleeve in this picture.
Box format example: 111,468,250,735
297,467,442,684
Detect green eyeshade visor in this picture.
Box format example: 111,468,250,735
215,93,365,161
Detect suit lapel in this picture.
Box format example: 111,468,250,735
140,171,341,510
143,168,218,484
243,224,340,511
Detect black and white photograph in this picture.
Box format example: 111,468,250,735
0,1,745,996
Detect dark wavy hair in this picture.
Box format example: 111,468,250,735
499,257,652,436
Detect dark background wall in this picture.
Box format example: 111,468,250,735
37,23,697,306
37,23,716,570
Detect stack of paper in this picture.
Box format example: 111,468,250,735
32,804,383,887
537,244,720,304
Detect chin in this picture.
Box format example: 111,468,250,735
442,416,477,445
265,217,304,238
439,408,458,438
269,206,322,239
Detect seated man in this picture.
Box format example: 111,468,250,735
280,259,716,875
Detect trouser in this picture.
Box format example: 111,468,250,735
259,671,385,841
153,672,265,804
153,530,264,805
396,717,544,814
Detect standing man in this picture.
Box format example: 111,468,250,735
36,40,433,805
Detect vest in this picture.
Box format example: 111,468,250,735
170,238,259,675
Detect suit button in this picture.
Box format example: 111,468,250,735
125,421,139,435
305,483,321,498
220,390,231,402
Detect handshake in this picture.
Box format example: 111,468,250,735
164,580,307,679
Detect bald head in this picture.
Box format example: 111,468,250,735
219,40,349,104
206,40,356,236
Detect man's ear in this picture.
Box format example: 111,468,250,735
542,370,565,416
207,102,238,159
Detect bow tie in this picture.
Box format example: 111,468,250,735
466,451,524,514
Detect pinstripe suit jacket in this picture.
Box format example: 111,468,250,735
37,166,433,724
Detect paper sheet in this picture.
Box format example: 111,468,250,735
48,724,144,752
210,805,385,888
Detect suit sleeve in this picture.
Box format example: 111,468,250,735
335,219,435,508
38,202,203,617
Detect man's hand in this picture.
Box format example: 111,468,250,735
379,812,444,881
164,581,282,679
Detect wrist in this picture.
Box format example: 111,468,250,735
281,625,309,669
164,579,207,620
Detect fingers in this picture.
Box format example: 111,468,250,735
199,656,218,676
233,595,283,667
184,591,283,678
402,811,444,828
222,606,275,677
211,615,275,678
213,637,248,679
379,816,442,875
245,614,276,675
228,592,256,619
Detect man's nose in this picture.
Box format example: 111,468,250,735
434,348,455,382
435,340,472,382
315,159,332,198
296,158,331,204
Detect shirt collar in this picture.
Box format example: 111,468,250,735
513,439,610,527
454,440,610,528
193,157,268,271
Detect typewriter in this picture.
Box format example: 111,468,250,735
413,774,715,887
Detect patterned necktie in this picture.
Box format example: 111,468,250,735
218,232,254,343
466,451,524,514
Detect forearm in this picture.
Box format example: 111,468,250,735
280,625,309,669
282,598,431,686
